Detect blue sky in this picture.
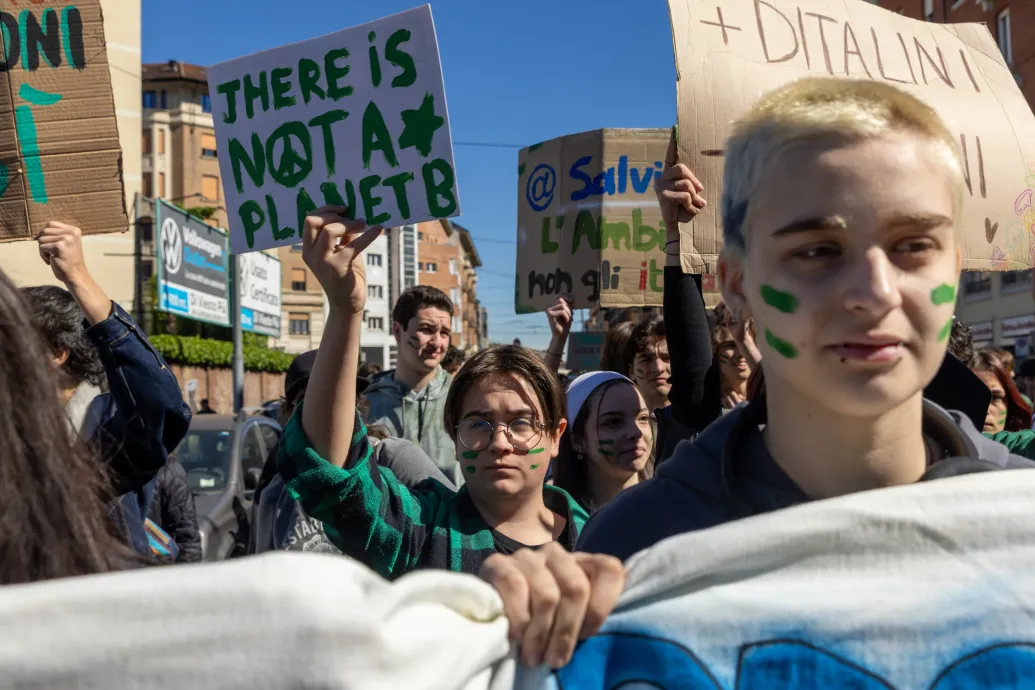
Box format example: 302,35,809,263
143,0,677,349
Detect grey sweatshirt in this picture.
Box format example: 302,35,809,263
362,367,460,486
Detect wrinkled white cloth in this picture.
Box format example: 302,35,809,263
2,471,1035,689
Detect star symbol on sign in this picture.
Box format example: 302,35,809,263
398,92,444,158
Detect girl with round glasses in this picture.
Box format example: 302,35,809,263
276,209,588,578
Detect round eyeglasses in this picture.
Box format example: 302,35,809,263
456,418,544,452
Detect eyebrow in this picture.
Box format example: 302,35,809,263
772,212,954,237
462,408,537,420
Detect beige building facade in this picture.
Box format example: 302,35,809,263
0,0,142,309
957,270,1035,356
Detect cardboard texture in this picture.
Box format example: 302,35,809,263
668,0,1035,274
0,1,126,242
206,4,459,254
516,128,720,312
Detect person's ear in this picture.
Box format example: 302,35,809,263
718,249,753,324
550,419,567,459
51,348,69,370
391,321,403,343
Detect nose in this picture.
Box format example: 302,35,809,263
486,425,514,454
842,248,902,316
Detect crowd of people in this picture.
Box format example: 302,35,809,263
3,76,1035,680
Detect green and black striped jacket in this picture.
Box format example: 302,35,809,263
277,406,589,579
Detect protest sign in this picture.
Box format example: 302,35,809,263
206,5,460,254
156,200,230,327
238,251,282,337
668,0,1035,274
516,128,721,312
566,331,605,371
0,0,127,243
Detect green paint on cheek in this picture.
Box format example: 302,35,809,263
464,465,477,474
461,450,479,460
938,318,953,342
765,328,799,359
930,283,956,306
760,284,799,314
529,464,540,470
526,447,546,455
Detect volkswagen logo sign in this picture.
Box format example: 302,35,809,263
161,217,182,276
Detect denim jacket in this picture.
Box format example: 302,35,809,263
78,303,191,556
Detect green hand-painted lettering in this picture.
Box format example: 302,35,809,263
359,174,390,226
761,285,799,314
16,83,62,203
930,283,956,306
398,93,444,158
361,101,398,169
383,171,415,219
765,328,799,359
271,67,296,110
422,158,457,217
386,29,417,88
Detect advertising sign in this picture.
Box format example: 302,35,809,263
238,251,282,337
156,200,230,326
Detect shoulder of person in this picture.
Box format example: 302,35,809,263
372,437,457,492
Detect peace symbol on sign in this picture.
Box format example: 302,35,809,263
265,121,313,188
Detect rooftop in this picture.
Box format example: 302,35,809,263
143,60,209,86
450,222,483,267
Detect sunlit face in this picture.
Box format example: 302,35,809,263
455,374,565,499
576,382,653,481
392,306,452,374
716,336,752,388
720,133,961,416
631,336,671,408
974,369,1007,434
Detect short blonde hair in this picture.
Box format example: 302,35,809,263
721,78,963,252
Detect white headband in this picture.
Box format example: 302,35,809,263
566,371,634,423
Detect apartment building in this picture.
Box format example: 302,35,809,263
0,0,142,309
278,245,326,354
875,0,1035,354
452,224,484,353
360,232,394,369
412,220,483,351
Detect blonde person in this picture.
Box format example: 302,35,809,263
477,79,1035,667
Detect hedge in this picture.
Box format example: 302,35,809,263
150,335,295,373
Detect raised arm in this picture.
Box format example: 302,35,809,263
655,133,718,431
543,296,573,372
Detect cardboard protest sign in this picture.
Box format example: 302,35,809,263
516,128,720,312
206,5,460,254
668,0,1035,274
566,331,605,371
0,0,127,242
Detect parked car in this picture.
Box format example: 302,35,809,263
170,414,282,560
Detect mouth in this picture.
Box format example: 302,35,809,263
825,335,905,363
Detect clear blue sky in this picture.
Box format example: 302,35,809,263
143,0,677,349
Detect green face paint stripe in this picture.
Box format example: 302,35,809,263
529,464,540,470
930,284,956,306
460,450,479,460
937,318,953,342
526,447,545,455
760,285,799,314
464,465,476,474
764,328,799,359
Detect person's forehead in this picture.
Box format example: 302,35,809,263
462,373,544,416
636,336,668,356
413,307,452,324
595,382,644,414
746,134,957,240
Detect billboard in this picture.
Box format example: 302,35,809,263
156,200,230,327
238,251,282,337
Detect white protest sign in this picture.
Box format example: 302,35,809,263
206,5,460,254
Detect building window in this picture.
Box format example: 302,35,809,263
289,313,310,336
143,90,156,109
368,285,383,299
142,174,153,198
425,262,437,274
449,258,457,275
291,268,307,292
201,133,217,158
1001,270,1031,291
367,253,383,266
451,288,460,304
290,243,303,252
452,316,461,333
201,93,212,113
418,231,423,240
157,172,166,198
962,271,992,297
997,9,1012,64
160,90,168,109
142,131,151,155
201,175,220,201
923,0,933,20
158,130,165,155
367,316,385,330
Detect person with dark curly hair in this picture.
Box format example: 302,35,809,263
441,346,466,375
21,222,191,559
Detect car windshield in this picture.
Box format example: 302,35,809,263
172,429,233,492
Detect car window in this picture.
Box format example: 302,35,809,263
240,425,266,475
257,423,281,457
173,429,232,492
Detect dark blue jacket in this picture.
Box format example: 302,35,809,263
78,304,191,556
578,398,1035,562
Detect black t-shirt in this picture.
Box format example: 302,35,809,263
489,511,576,555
